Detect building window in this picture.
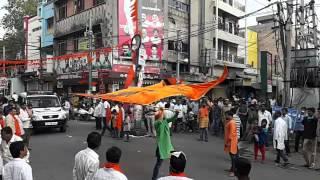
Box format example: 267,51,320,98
95,34,103,49
229,22,233,34
47,17,54,35
168,40,175,50
58,3,67,20
93,0,105,6
58,41,67,55
73,39,79,52
75,0,85,13
32,27,41,32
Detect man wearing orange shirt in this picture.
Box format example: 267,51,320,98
224,111,238,177
198,104,209,142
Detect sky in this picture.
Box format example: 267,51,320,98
0,0,319,38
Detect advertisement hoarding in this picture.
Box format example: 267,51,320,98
118,0,164,61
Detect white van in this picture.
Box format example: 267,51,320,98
26,94,68,132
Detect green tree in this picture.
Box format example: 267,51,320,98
1,0,38,59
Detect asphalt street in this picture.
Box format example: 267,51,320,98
29,120,320,180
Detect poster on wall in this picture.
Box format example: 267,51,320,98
118,0,164,61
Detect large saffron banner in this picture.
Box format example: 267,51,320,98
97,67,228,105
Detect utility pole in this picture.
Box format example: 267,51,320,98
279,0,293,107
176,30,181,82
2,46,5,75
87,16,94,94
213,0,219,77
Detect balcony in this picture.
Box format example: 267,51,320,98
54,3,112,37
168,50,189,63
214,0,245,17
216,51,246,68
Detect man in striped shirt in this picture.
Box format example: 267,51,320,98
73,132,101,180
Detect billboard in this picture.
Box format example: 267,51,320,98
247,30,258,69
118,0,164,61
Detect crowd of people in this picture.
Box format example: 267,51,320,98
70,93,319,179
0,97,33,180
0,92,318,179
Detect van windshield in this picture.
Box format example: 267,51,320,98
27,97,61,108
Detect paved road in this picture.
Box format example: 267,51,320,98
29,120,320,180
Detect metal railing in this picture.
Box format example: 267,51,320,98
217,51,245,64
220,0,245,12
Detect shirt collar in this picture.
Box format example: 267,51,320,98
86,147,99,159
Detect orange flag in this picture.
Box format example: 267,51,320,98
124,65,135,88
98,67,229,105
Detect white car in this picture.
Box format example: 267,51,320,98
26,95,68,132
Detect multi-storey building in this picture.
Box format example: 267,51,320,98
190,0,247,97
23,0,55,92
249,15,285,100
52,0,193,94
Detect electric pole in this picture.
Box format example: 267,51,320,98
2,46,5,75
284,0,293,107
87,16,94,94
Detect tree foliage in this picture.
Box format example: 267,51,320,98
1,0,38,59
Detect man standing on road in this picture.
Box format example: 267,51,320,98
93,101,102,130
3,141,33,180
301,108,318,168
224,111,238,177
198,104,209,142
93,146,127,180
258,105,272,147
282,108,292,155
158,151,193,180
73,132,101,180
101,101,111,136
294,107,306,152
5,108,24,138
273,111,289,166
152,108,178,180
19,104,31,148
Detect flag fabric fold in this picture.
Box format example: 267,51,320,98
97,67,228,105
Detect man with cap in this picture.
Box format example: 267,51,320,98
158,151,193,180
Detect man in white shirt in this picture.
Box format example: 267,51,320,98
156,100,166,109
1,127,29,165
282,108,292,155
94,101,103,130
93,146,127,180
101,100,111,136
19,104,31,148
273,111,289,165
174,101,184,132
11,92,18,103
3,141,33,180
258,105,272,129
158,151,193,180
73,132,101,180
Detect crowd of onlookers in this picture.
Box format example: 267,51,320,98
0,97,33,180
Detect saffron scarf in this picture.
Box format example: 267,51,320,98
104,163,123,173
11,114,22,136
170,172,187,177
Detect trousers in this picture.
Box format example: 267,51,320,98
302,138,316,166
254,144,266,160
152,147,163,180
200,128,208,141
